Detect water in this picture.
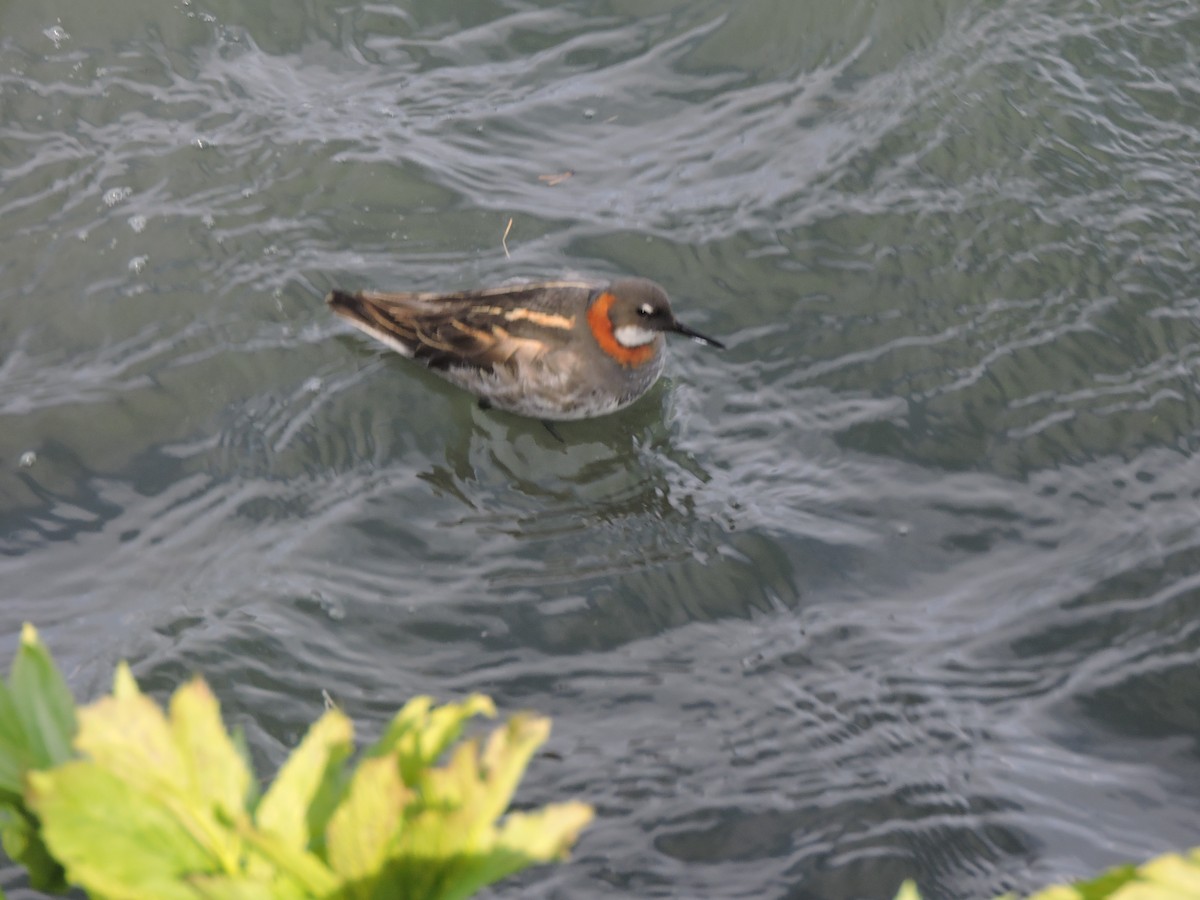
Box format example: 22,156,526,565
4,0,1200,896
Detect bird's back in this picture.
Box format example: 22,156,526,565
326,280,597,371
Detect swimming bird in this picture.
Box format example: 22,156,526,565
326,277,724,421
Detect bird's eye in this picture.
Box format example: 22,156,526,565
638,303,655,317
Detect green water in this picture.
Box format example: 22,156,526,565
4,0,1200,896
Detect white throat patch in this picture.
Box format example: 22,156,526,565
614,324,658,347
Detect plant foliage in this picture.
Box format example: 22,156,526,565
3,624,591,899
896,849,1200,900
0,623,74,892
3,624,1198,900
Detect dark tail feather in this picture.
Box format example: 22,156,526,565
326,288,365,319
325,288,416,357
326,288,383,333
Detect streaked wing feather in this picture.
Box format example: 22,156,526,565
344,285,591,371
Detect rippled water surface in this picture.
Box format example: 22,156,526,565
5,0,1200,896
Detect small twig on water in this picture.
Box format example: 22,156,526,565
502,217,513,258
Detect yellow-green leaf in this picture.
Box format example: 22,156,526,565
495,801,594,862
325,754,408,893
237,815,340,896
410,713,550,856
72,672,244,872
476,713,550,825
255,708,353,852
169,677,251,820
28,761,217,900
428,801,594,900
1108,852,1200,899
112,659,140,700
378,709,592,900
74,672,188,796
1133,852,1200,893
371,694,495,785
188,877,277,900
1,638,590,900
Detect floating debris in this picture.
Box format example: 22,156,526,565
538,170,574,187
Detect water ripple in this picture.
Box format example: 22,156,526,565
4,0,1200,897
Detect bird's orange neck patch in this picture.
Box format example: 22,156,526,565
587,292,656,368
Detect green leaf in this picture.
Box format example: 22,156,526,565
368,694,495,785
415,713,552,844
1110,852,1200,899
235,815,340,896
187,877,277,900
231,724,261,810
325,754,408,895
27,761,217,899
74,661,189,794
0,625,74,891
8,624,76,770
1026,851,1200,900
0,632,591,900
1066,864,1137,899
0,802,66,892
72,664,240,871
476,713,551,825
380,711,592,900
112,659,140,700
254,708,353,854
432,802,593,900
494,801,595,864
894,880,922,900
169,677,251,821
0,681,31,797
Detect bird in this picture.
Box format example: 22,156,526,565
325,277,724,421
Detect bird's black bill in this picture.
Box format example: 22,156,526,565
671,320,726,349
